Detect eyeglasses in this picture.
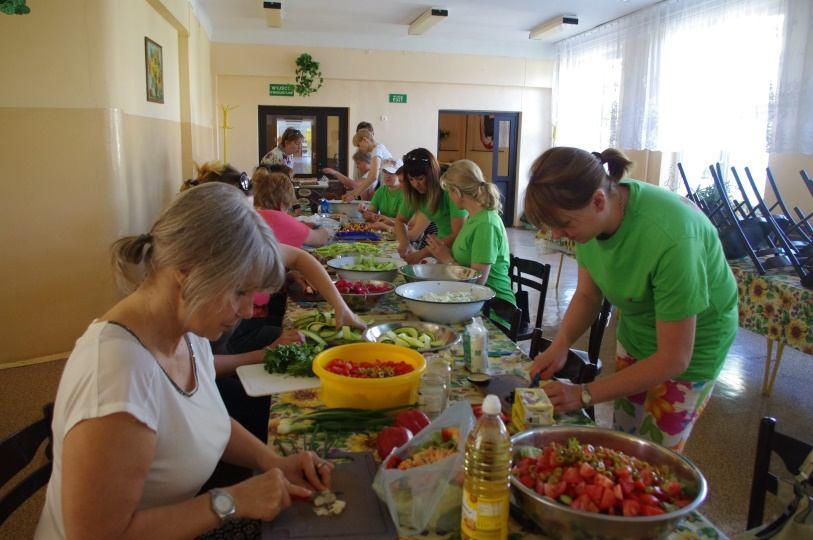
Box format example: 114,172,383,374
238,172,252,194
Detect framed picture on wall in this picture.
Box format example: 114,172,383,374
144,37,164,104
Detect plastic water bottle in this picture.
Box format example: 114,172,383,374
461,394,512,540
319,198,330,214
463,317,489,373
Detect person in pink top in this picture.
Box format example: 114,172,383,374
252,168,329,248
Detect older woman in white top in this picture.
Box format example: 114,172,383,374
36,183,332,539
342,128,393,201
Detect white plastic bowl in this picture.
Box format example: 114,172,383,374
395,281,495,324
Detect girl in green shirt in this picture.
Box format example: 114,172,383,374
425,160,516,306
524,147,737,452
362,159,404,231
395,148,468,264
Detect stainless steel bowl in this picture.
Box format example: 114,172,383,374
399,263,482,283
394,281,495,324
510,426,708,540
333,280,394,312
363,321,460,352
327,256,404,282
327,200,363,219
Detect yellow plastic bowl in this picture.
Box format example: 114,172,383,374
312,343,426,409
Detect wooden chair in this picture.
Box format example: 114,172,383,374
747,416,813,529
528,299,612,384
483,297,522,342
508,255,552,341
0,403,54,525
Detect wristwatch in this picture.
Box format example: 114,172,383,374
580,384,593,407
210,488,236,523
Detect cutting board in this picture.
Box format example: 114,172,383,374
236,364,321,397
262,452,397,540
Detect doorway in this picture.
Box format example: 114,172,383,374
258,106,349,177
437,111,520,226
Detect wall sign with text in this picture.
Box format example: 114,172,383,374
269,84,295,97
388,93,407,103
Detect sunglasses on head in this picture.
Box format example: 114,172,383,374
403,154,430,163
238,172,252,193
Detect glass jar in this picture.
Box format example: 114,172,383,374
419,356,452,419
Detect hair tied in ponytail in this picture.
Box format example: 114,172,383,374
138,233,152,244
591,151,604,163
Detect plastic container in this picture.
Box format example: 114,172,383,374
461,394,512,540
319,198,330,214
312,343,426,409
463,317,489,373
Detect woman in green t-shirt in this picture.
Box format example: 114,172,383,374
395,148,468,264
424,160,516,306
524,147,737,452
362,158,404,231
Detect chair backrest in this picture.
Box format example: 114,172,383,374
587,299,613,363
747,416,813,529
483,297,522,342
0,403,54,525
509,255,551,339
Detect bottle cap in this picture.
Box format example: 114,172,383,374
482,394,501,416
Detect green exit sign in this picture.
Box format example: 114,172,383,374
269,84,295,97
388,93,407,103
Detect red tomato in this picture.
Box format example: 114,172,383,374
544,481,567,500
594,473,614,490
599,487,617,511
563,467,582,484
579,462,597,479
519,474,534,489
622,499,641,517
641,505,666,516
665,481,683,498
638,493,660,507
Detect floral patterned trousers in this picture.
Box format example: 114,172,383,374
613,343,715,453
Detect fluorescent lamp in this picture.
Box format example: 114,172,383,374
529,15,578,40
408,8,448,35
263,1,282,28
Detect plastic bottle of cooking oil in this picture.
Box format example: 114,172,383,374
461,394,512,540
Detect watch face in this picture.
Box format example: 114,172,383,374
213,493,234,514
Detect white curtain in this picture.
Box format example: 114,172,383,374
554,0,805,165
770,0,813,154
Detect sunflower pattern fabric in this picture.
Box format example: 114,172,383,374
730,258,812,354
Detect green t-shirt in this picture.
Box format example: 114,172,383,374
575,180,738,381
369,185,404,218
452,209,516,305
399,190,468,239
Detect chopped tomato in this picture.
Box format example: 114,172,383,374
563,467,582,484
519,474,534,488
599,487,617,511
579,462,597,479
622,499,641,517
641,504,666,516
544,481,567,500
638,493,660,507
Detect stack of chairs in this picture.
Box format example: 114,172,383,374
678,162,812,288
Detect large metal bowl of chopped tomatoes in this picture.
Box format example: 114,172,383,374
312,343,426,409
510,426,707,540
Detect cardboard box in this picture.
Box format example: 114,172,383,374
511,387,554,431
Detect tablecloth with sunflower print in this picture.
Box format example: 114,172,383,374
730,258,812,354
261,294,726,540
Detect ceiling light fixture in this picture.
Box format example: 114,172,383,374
529,15,578,40
408,8,448,35
263,1,282,28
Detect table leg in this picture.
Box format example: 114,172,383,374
555,252,565,289
764,341,786,397
761,338,773,395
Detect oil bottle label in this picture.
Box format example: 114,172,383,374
461,487,508,538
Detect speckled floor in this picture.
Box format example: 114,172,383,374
1,228,811,538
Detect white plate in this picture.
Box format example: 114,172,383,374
236,364,321,397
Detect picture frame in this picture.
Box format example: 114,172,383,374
144,37,164,104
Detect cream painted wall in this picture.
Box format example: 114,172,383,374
765,153,813,213
212,44,553,223
0,0,213,364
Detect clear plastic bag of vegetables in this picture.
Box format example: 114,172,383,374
372,401,476,537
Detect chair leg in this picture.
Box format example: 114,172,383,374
555,252,565,289
764,341,786,397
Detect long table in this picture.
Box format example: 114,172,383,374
259,259,727,539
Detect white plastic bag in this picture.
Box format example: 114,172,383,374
372,401,476,536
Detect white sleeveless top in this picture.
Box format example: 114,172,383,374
35,321,231,539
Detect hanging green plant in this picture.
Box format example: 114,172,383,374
294,53,324,97
0,0,30,14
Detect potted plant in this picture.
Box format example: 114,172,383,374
295,53,324,97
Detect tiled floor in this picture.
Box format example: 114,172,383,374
1,228,811,538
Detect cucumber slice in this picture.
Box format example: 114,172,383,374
394,337,411,347
301,330,326,346
398,326,419,338
308,322,326,332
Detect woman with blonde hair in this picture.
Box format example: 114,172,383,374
342,128,393,201
36,183,333,539
182,161,252,195
425,160,515,305
261,127,305,170
253,168,329,247
524,146,737,452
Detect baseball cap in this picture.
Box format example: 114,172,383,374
382,159,403,174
